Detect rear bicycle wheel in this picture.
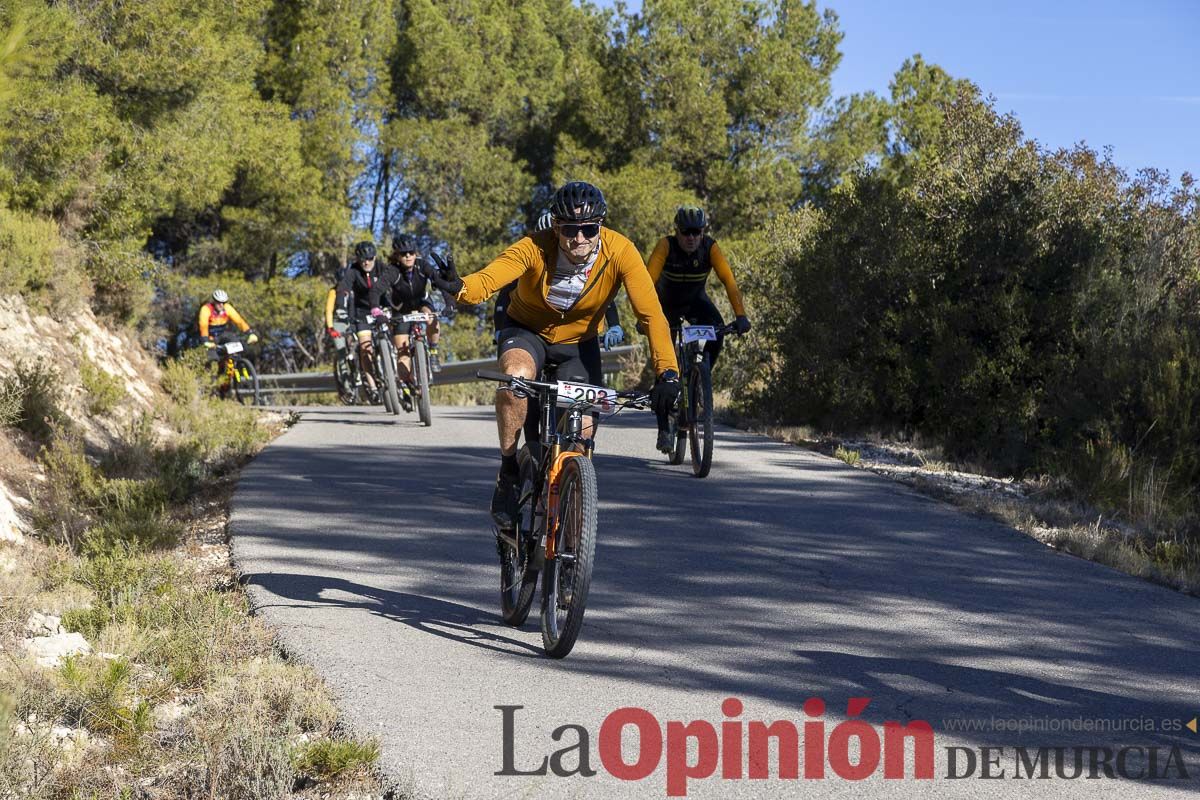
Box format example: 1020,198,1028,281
688,359,714,477
378,340,401,415
499,447,538,626
413,338,432,426
231,358,260,406
540,455,597,658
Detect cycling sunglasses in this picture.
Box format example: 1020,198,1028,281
558,222,602,238
680,227,704,237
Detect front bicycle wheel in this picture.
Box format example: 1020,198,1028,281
688,359,714,477
499,447,538,626
413,338,432,427
231,358,260,406
334,353,359,405
669,369,688,465
378,340,401,416
540,455,597,658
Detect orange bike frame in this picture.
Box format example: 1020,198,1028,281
543,447,588,561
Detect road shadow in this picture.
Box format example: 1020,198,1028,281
231,407,1200,766
244,571,543,659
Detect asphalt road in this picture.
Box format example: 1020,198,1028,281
231,405,1200,799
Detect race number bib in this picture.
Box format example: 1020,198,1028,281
224,341,244,354
681,325,717,343
556,381,616,411
401,312,431,323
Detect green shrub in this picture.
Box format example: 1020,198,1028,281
160,349,208,404
141,590,271,688
2,358,67,442
292,737,381,779
741,91,1200,532
79,356,125,415
0,381,20,427
0,206,89,314
834,445,861,466
34,435,180,552
84,245,158,325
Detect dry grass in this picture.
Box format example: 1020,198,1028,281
1,375,384,798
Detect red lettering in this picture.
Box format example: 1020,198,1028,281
721,698,743,779
883,721,935,779
803,697,826,778
666,720,718,797
748,720,799,779
599,708,662,781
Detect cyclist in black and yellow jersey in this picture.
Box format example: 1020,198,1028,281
646,206,750,451
425,181,680,530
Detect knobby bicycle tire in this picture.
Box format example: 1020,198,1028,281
334,353,360,405
499,447,539,626
414,338,432,426
669,363,689,465
688,359,714,477
231,357,260,406
378,339,401,416
540,455,598,658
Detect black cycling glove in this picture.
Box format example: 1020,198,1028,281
428,252,463,295
650,369,681,417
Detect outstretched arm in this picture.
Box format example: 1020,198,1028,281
453,242,532,305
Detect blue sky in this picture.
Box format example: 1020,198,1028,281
826,0,1198,182
607,0,1198,182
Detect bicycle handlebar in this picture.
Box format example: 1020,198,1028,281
476,370,651,410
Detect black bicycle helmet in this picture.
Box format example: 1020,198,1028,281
354,241,377,261
550,181,607,222
674,206,707,230
392,233,418,253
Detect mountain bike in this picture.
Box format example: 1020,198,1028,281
667,322,737,477
477,369,649,658
397,311,434,426
210,337,259,405
367,310,401,415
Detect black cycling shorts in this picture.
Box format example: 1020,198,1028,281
497,323,604,386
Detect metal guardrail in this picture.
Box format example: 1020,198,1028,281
256,345,640,395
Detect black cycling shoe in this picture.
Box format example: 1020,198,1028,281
490,470,520,530
429,348,442,373
400,386,414,413
656,429,674,454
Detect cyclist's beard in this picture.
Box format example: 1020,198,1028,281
560,238,598,265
